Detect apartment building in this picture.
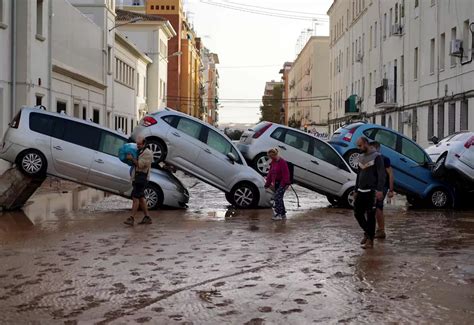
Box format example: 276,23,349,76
288,36,331,133
328,0,474,148
279,62,293,125
201,48,220,125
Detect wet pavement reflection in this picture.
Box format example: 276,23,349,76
0,176,473,324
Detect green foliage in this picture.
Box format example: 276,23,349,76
224,128,244,140
260,84,283,123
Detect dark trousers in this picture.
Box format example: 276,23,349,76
273,184,287,216
354,191,376,240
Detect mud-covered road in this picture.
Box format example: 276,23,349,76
0,176,473,324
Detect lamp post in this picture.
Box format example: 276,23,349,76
109,17,143,32
159,51,183,61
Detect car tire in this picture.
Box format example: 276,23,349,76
16,150,47,178
144,183,164,210
342,187,356,208
229,182,259,209
433,153,447,178
252,153,271,176
428,188,451,209
344,150,360,172
146,138,167,164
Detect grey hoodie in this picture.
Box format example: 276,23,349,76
355,149,386,192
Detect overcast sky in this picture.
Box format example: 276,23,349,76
185,0,332,125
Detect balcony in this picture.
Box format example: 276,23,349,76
345,95,359,115
375,81,397,109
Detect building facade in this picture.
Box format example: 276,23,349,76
288,36,331,133
201,48,220,125
328,0,474,148
279,62,293,125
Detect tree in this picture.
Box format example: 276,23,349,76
260,84,283,123
224,128,244,140
288,116,301,129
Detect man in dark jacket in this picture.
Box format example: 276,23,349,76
354,137,386,249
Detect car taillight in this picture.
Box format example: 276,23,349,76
253,123,272,139
9,111,21,129
342,126,358,142
142,116,157,127
464,136,474,149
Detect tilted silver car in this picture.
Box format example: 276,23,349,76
237,122,357,207
0,107,189,209
426,131,474,183
130,108,273,209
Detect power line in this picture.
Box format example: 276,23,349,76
221,0,329,17
199,0,328,21
218,64,282,69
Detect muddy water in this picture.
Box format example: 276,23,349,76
0,177,473,324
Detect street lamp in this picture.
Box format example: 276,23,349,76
109,17,143,32
159,51,182,61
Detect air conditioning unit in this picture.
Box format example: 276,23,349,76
450,39,463,57
355,52,363,62
402,112,412,124
392,24,403,36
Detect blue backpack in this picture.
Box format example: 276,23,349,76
119,143,138,167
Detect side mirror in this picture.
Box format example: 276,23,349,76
431,136,439,144
227,152,237,163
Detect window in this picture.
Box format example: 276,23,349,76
150,5,154,10
161,5,164,10
395,3,399,23
448,102,456,135
162,115,177,126
374,22,378,48
430,38,435,74
312,139,346,170
383,13,387,40
374,129,397,150
428,105,434,140
463,20,470,56
206,129,232,156
176,118,202,139
460,100,468,130
115,58,135,88
369,73,372,96
35,95,43,106
431,0,435,6
166,5,170,10
171,5,175,10
57,101,66,114
352,42,354,64
370,25,373,49
414,47,418,80
400,55,404,85
36,0,44,37
99,132,126,157
29,113,54,136
401,138,425,164
136,73,140,96
144,77,147,98
283,130,310,153
438,103,445,138
439,33,445,70
60,120,101,150
82,107,87,120
389,8,393,36
93,109,100,124
414,0,419,8
451,27,457,67
0,0,4,24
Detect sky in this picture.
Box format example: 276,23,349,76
185,0,333,125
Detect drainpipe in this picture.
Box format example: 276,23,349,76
48,0,53,110
10,0,17,119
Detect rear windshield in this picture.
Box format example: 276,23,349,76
251,122,271,132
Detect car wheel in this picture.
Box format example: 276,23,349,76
144,183,164,210
342,187,356,208
326,195,339,206
344,150,360,171
17,150,47,178
428,188,451,209
252,153,271,176
146,139,167,164
433,153,447,178
230,183,259,209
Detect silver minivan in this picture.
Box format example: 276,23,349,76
0,107,189,209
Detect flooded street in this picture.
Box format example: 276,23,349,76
0,176,474,324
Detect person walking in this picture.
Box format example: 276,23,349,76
371,141,394,239
264,148,290,221
354,137,386,249
124,137,153,226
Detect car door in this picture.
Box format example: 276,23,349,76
88,131,131,194
196,127,243,191
310,138,354,194
276,129,314,187
28,112,54,163
50,119,99,182
164,116,203,175
397,136,432,194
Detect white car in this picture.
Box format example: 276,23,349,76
426,132,474,183
0,107,189,210
237,122,357,207
130,109,272,209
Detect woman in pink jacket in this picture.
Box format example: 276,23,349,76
264,148,290,220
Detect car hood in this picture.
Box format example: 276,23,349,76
150,168,186,191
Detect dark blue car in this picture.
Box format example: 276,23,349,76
329,122,454,209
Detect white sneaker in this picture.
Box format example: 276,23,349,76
272,214,283,221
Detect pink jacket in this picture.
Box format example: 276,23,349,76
265,158,290,188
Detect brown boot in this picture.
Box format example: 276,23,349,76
374,229,386,239
360,233,368,245
362,239,374,249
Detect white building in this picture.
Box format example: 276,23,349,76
115,9,176,112
328,0,474,148
288,36,330,134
